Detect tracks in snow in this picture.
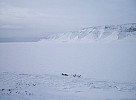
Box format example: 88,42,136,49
0,72,136,96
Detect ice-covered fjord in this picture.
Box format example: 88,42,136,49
0,23,136,100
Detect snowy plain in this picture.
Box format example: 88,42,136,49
0,40,136,100
0,41,136,82
0,23,136,100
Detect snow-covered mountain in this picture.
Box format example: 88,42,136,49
40,23,136,42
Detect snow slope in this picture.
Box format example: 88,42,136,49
39,23,136,42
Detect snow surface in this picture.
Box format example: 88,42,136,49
0,41,136,99
0,41,136,82
0,23,136,100
0,72,136,100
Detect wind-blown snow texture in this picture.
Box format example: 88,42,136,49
0,23,136,100
0,72,136,100
40,23,136,42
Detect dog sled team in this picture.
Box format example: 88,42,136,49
61,73,81,78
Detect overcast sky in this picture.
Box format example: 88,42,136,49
0,0,136,37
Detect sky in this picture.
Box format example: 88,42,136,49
0,0,136,37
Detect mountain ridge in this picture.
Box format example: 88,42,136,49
39,23,136,42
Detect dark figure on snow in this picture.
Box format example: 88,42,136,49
62,73,69,76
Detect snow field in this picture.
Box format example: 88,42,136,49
0,72,136,100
